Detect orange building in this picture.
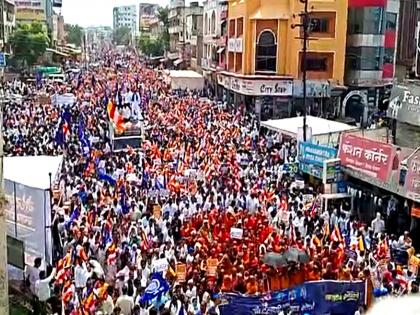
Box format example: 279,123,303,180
218,0,348,119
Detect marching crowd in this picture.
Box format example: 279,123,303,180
3,50,419,315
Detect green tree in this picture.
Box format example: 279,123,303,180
138,34,164,57
64,24,83,47
157,6,170,51
113,26,132,46
10,22,49,68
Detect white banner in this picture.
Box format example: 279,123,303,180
230,228,243,240
4,180,52,265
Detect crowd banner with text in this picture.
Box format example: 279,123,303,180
339,133,420,202
219,280,366,315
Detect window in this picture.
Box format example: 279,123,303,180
346,47,383,70
237,18,244,37
386,12,397,30
310,17,329,33
204,13,208,35
304,58,328,71
255,30,277,72
211,11,216,34
348,7,384,35
229,19,236,37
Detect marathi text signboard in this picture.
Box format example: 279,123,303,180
338,133,394,181
219,280,366,315
339,134,420,202
387,84,420,127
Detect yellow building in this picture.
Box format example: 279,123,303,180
217,0,348,118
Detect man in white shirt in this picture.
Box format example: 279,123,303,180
34,268,56,302
26,257,42,295
74,260,93,289
371,212,385,235
115,286,134,315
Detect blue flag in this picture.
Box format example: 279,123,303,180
78,116,90,156
141,273,170,303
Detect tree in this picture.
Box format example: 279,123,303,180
65,24,83,47
138,34,164,57
113,26,132,46
10,22,49,68
157,6,170,51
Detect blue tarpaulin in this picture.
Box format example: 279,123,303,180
219,280,365,315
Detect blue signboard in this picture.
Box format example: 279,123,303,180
299,142,337,166
220,280,365,315
0,53,6,67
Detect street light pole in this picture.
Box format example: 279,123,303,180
292,0,311,142
302,0,309,142
0,91,9,315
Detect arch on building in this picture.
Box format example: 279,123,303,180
255,29,277,72
211,10,216,34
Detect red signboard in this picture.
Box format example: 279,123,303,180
339,133,395,181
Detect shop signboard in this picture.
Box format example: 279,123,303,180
299,142,337,166
298,142,337,180
217,74,293,96
338,133,394,182
323,158,341,184
339,133,420,202
293,80,331,98
387,84,420,127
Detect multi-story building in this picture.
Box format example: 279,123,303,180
149,17,163,40
343,0,399,124
186,5,203,71
139,3,159,35
113,5,138,39
168,0,203,67
202,0,228,92
1,0,16,53
16,0,49,27
218,0,347,119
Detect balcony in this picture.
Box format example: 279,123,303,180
218,35,227,47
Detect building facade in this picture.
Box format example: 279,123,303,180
113,5,138,38
219,0,348,119
168,1,203,67
202,0,228,92
1,0,16,53
139,3,159,35
343,0,399,125
186,6,203,71
15,0,48,26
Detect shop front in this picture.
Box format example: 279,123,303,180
338,132,420,238
217,72,293,118
387,82,420,148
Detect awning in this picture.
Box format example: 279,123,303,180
217,47,225,54
46,48,69,57
173,59,183,66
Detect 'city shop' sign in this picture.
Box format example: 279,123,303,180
259,83,289,95
218,74,293,96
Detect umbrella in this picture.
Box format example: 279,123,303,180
283,248,310,264
262,252,288,267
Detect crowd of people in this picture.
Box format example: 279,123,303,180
4,50,419,315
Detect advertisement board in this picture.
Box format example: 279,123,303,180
339,134,420,202
387,84,420,127
298,142,337,180
339,133,394,181
219,280,366,315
